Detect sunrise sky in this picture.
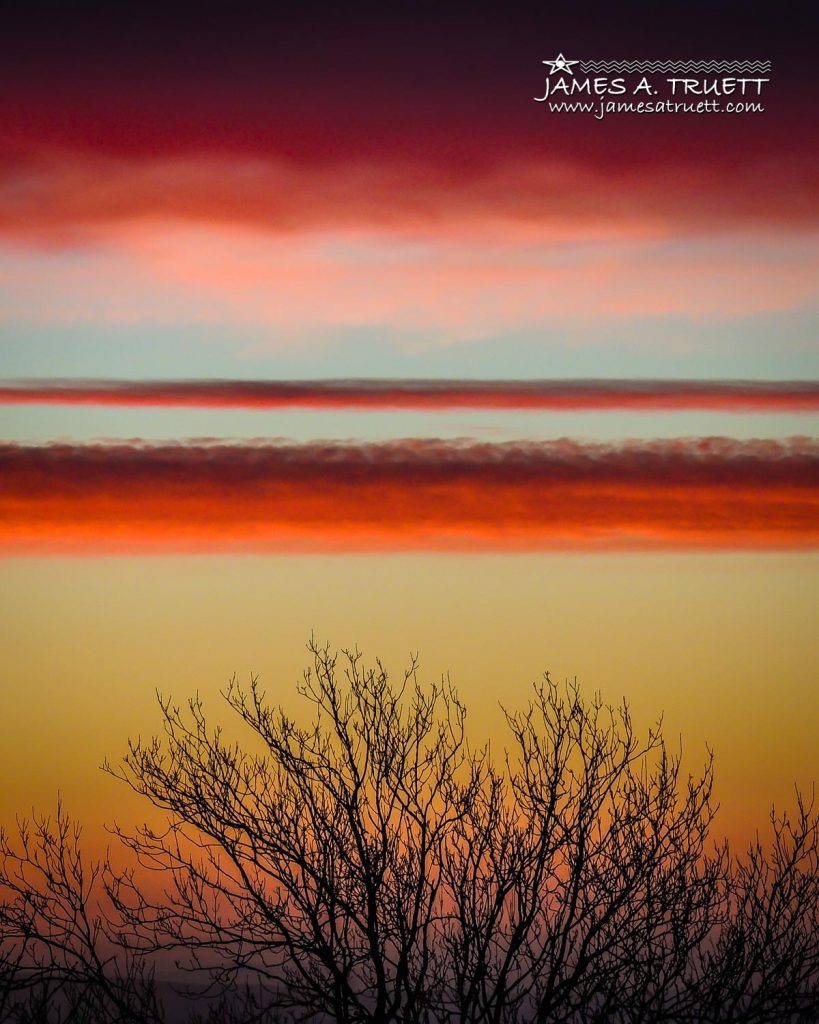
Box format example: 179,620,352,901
1,3,817,850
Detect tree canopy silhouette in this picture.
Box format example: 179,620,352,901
1,639,817,1023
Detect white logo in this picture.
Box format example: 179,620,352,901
542,53,579,75
535,54,771,119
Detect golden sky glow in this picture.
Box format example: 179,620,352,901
1,552,816,853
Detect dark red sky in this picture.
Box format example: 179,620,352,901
1,2,816,243
2,1,815,164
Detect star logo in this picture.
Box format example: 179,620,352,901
542,53,580,75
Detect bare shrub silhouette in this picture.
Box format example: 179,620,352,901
0,803,162,1023
1,639,817,1023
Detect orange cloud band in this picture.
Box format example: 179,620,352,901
1,439,817,554
1,154,816,243
2,380,818,413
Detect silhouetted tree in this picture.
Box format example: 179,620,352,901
0,802,162,1023
700,793,819,1024
1,640,817,1023
440,679,728,1023
106,643,473,1023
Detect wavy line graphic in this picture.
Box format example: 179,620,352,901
578,61,771,73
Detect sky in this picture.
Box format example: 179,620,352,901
0,2,817,850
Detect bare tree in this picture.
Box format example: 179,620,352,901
105,642,477,1023
2,640,817,1023
441,680,728,1024
699,792,819,1024
0,801,162,1024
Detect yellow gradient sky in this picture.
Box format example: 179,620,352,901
2,551,816,853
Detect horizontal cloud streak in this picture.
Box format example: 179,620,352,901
1,438,816,554
1,155,816,244
1,379,818,413
6,227,815,337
